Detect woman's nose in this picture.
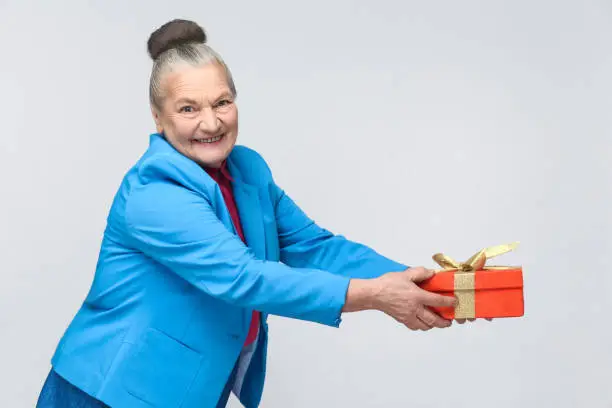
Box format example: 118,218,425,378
198,109,221,133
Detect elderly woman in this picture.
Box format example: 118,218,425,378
36,19,457,408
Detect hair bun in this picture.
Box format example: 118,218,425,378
147,19,207,60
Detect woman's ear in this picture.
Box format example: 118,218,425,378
151,107,163,133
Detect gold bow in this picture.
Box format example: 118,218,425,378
431,242,520,319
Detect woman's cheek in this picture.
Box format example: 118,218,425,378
176,120,198,138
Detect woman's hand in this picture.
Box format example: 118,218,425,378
373,267,457,330
343,267,457,331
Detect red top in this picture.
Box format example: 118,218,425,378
205,162,260,347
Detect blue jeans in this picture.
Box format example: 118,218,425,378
37,364,239,408
36,370,108,408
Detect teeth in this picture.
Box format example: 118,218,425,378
196,135,223,143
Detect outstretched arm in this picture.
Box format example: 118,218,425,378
125,157,350,327
127,153,454,331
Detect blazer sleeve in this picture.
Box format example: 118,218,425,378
270,183,408,279
124,156,350,328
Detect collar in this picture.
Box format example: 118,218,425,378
204,160,234,182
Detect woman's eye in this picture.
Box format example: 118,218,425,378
215,100,232,108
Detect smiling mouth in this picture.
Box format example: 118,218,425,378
194,134,225,144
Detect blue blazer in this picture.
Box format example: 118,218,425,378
50,133,406,408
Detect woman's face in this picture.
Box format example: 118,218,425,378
152,63,238,168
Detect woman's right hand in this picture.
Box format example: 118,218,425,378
344,267,457,331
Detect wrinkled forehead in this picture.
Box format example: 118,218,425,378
162,63,232,102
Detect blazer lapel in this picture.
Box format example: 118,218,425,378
227,155,271,325
227,159,267,261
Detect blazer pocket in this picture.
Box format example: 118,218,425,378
123,328,202,408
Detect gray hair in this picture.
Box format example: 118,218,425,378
147,21,237,110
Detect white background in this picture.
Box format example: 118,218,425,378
1,1,611,407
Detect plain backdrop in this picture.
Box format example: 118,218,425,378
1,1,611,407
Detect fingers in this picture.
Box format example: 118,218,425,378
416,317,433,330
404,308,452,331
405,318,431,331
405,266,435,283
420,290,458,308
418,308,452,328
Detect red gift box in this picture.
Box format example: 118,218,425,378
419,243,524,319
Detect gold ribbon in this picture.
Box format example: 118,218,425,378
432,242,520,319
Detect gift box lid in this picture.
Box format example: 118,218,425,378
421,268,523,292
